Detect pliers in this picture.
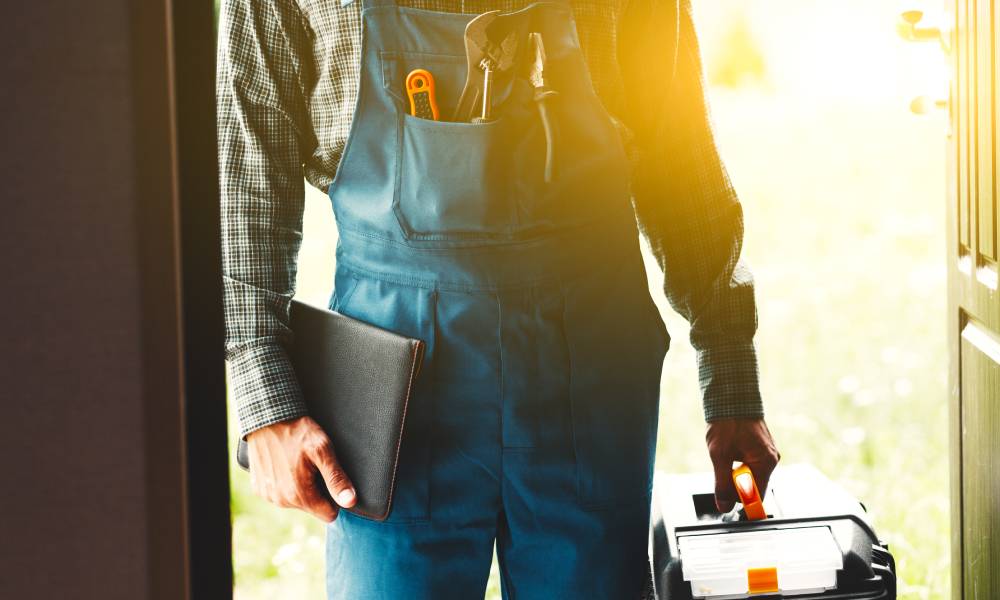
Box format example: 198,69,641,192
528,32,557,184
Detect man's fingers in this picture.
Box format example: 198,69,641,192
712,457,737,513
245,417,358,520
705,418,782,514
746,451,780,500
308,441,357,508
742,426,780,499
296,478,340,523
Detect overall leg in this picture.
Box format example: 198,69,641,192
325,276,504,600
497,478,652,600
496,253,666,599
327,513,496,600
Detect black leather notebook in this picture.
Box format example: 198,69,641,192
236,299,425,521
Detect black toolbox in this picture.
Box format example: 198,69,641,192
648,464,896,599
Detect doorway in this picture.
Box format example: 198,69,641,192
225,1,951,598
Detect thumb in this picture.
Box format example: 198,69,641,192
308,442,358,509
712,456,737,513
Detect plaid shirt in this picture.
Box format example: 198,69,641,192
218,0,764,438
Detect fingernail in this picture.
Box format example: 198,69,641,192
337,488,356,505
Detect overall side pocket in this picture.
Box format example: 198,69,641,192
329,268,360,313
561,252,667,510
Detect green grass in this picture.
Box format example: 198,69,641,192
231,2,950,597
653,91,950,599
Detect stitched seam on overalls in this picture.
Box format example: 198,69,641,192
336,213,633,251
557,278,582,508
335,256,604,294
495,289,508,479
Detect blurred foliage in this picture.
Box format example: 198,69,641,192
230,2,951,598
708,12,768,89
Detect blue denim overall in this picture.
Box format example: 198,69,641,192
325,0,668,596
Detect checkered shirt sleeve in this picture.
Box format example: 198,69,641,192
217,0,316,437
620,0,763,420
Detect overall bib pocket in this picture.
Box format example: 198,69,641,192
382,50,548,241
395,115,521,240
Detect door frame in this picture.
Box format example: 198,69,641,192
133,0,233,597
170,0,234,597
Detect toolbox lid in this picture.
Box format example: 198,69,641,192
678,525,843,599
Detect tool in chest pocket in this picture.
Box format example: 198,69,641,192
405,69,440,120
527,32,557,183
452,10,523,123
403,11,563,183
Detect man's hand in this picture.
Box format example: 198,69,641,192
705,418,780,513
246,416,357,522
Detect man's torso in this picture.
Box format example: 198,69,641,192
292,0,632,192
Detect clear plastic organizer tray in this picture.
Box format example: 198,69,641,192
678,525,843,599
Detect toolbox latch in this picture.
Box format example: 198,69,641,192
747,567,779,594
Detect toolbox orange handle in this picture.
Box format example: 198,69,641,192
732,464,767,521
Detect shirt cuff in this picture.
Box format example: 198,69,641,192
696,341,765,421
227,341,309,438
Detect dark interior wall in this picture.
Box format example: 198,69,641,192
0,2,190,599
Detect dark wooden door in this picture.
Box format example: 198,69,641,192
950,0,1000,596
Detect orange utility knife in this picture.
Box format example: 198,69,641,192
732,464,767,521
406,69,440,121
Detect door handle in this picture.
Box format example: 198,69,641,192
897,8,951,118
910,95,947,115
897,10,949,52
